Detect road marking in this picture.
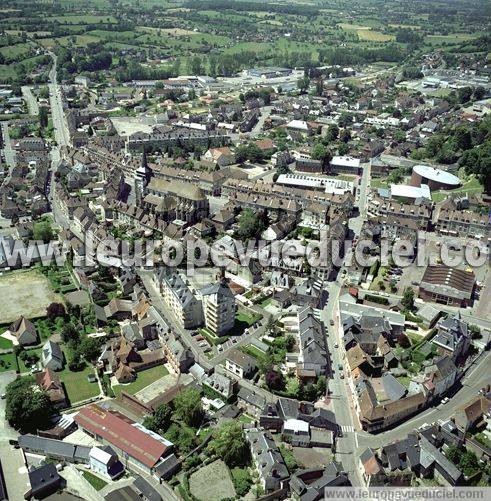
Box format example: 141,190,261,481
341,425,354,432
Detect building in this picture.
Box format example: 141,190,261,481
155,267,203,329
225,349,257,378
410,165,460,190
293,307,330,381
454,396,491,432
7,315,38,346
41,340,64,371
244,428,289,492
200,279,236,336
389,183,431,203
203,147,235,167
35,369,68,409
433,208,489,238
432,314,470,362
329,156,361,175
419,266,476,307
89,446,125,480
74,404,172,474
18,435,92,464
26,464,63,500
146,178,209,224
202,372,236,402
159,330,194,374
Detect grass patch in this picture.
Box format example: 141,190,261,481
113,364,169,397
0,336,12,350
0,352,17,372
59,365,100,404
82,471,108,491
240,345,268,363
199,327,229,346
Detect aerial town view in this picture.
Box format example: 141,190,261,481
0,0,490,499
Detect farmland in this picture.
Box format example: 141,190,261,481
0,0,488,84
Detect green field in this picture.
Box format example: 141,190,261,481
82,471,108,491
432,176,483,202
113,364,169,397
59,365,100,404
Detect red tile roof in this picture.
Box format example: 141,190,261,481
74,404,167,468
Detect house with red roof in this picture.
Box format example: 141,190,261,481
74,404,172,473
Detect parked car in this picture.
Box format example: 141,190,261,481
330,319,335,326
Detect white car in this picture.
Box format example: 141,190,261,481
441,397,450,404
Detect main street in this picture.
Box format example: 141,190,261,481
316,161,372,487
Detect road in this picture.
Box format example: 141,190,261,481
21,85,39,116
317,160,372,487
48,52,70,147
249,106,272,137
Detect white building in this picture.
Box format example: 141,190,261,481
154,268,203,329
225,349,257,378
330,155,361,174
89,446,124,480
200,280,236,336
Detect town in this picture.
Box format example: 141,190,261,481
0,0,490,500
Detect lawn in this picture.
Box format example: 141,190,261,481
82,471,108,491
113,364,169,397
59,365,100,404
0,352,18,373
241,345,268,363
189,460,236,501
431,176,483,202
18,348,42,373
0,334,12,350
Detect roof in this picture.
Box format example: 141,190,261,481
390,183,431,200
331,156,360,168
226,349,256,368
28,464,62,495
413,165,460,186
420,266,476,300
74,405,168,469
133,475,162,501
283,418,309,434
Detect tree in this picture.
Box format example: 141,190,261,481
61,322,80,344
401,287,415,312
164,423,197,454
473,86,486,101
39,106,48,128
208,422,250,467
236,208,267,240
325,124,339,142
311,143,332,166
396,333,411,348
459,451,479,476
231,467,252,497
445,445,462,465
297,76,310,93
143,404,172,434
46,302,66,321
33,219,53,243
5,376,52,432
458,87,473,104
77,337,101,362
173,388,203,427
265,369,284,391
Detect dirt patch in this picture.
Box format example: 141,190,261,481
0,269,62,323
292,446,333,469
189,460,236,501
